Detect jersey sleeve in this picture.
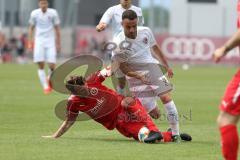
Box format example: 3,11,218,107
53,10,60,26
147,28,157,47
29,11,36,26
66,100,80,120
100,7,114,25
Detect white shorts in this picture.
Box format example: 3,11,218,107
127,63,173,97
138,97,157,113
33,44,57,63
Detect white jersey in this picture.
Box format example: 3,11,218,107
100,4,144,38
29,8,60,47
113,26,159,64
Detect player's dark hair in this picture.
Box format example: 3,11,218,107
122,10,138,20
65,76,85,93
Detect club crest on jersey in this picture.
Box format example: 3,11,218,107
90,87,98,96
143,37,148,44
48,16,52,21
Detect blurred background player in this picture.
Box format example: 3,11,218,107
113,10,181,142
96,0,144,95
28,0,61,94
96,0,144,37
213,2,240,159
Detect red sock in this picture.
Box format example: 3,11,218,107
162,131,172,142
126,100,159,132
220,125,239,160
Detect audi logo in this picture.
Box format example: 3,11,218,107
162,37,215,60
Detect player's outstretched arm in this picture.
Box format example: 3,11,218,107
213,29,240,63
42,115,77,139
151,45,174,78
28,25,35,53
96,7,113,32
119,62,150,84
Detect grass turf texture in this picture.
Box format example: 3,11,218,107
0,64,238,160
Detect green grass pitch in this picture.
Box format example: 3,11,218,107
0,64,238,160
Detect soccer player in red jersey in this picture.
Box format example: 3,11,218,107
213,3,240,158
42,68,191,143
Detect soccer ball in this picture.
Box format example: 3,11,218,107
138,127,150,142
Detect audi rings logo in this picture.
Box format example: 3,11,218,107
162,37,215,60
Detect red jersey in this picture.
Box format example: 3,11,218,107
67,71,123,130
66,71,161,140
220,70,240,115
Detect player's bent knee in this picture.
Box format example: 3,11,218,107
159,94,172,104
121,97,136,108
37,62,45,69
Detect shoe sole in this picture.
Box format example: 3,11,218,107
180,133,192,141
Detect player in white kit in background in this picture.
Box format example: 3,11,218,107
112,10,181,142
96,0,144,95
28,0,61,94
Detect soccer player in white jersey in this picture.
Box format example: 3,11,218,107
96,0,144,37
112,10,181,142
28,0,61,94
96,0,144,95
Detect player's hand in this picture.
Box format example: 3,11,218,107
42,135,58,139
100,66,112,77
213,46,227,63
96,23,107,32
166,67,174,78
139,74,150,85
27,41,34,53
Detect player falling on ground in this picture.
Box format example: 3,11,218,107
96,0,144,95
28,0,61,94
213,4,240,160
112,10,181,142
42,68,192,143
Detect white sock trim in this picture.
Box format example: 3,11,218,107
38,69,48,89
48,69,52,79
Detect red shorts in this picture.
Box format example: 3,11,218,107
220,70,240,115
115,99,159,140
238,2,240,28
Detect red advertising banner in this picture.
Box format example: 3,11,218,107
155,34,240,63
